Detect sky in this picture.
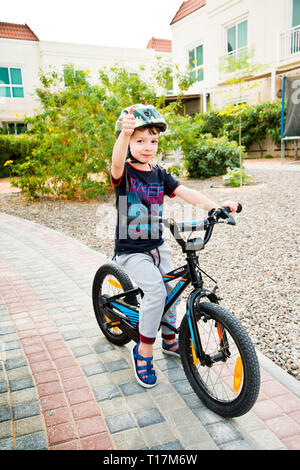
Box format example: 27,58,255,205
2,0,184,49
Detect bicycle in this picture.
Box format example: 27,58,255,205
92,205,261,418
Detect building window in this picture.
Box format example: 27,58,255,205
0,67,24,98
291,0,300,53
189,44,204,81
219,19,249,73
2,122,27,134
293,0,300,27
227,19,248,53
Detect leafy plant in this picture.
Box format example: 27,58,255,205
10,61,196,199
222,167,255,187
184,134,244,179
167,163,183,177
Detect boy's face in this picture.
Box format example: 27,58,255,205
129,128,159,164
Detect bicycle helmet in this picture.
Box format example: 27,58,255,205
115,104,167,137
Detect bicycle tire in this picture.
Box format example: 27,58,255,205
92,262,138,346
179,301,260,417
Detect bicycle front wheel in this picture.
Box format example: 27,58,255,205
179,301,260,417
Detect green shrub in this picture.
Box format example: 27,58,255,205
184,134,244,179
222,167,255,187
194,111,224,137
167,163,183,177
220,101,282,150
0,135,39,177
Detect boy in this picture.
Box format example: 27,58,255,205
111,104,238,388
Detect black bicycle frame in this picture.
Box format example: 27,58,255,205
99,250,220,363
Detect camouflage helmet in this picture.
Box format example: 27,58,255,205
115,104,167,136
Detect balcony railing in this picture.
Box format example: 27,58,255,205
279,25,300,61
218,46,251,80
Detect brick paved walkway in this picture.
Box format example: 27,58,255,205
0,212,299,450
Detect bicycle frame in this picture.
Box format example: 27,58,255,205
99,250,221,361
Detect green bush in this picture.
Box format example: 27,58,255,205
220,101,282,150
184,134,244,179
10,63,193,199
194,111,224,137
0,135,39,177
222,167,255,187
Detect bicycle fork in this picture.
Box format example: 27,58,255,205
186,290,229,367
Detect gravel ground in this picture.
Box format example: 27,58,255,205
0,166,299,380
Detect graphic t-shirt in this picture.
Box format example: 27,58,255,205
111,162,180,254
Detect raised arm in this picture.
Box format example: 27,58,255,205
111,107,135,180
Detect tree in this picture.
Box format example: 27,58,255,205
11,61,194,199
219,47,264,185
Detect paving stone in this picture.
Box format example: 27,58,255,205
94,342,114,354
12,401,41,421
14,415,45,437
0,406,11,423
141,422,176,448
15,431,48,450
220,440,252,450
106,359,130,372
9,377,35,392
119,382,147,397
151,440,184,450
71,345,94,358
62,330,82,341
93,384,121,402
206,421,243,446
193,407,225,425
82,362,106,376
0,437,14,450
163,367,187,383
134,408,165,428
0,381,8,393
106,411,137,434
0,420,13,439
176,422,212,447
112,428,147,450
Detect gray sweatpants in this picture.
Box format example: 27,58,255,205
116,241,178,342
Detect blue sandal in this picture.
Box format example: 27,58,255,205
131,343,157,388
162,339,180,358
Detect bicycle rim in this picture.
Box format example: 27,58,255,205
193,319,245,403
179,302,260,417
100,274,125,337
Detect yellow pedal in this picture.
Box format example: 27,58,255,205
104,315,121,332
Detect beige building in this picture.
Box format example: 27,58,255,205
2,1,300,130
170,0,300,114
0,22,172,133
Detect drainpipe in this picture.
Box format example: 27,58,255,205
202,91,207,113
271,69,276,102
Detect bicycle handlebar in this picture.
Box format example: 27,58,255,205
122,203,242,251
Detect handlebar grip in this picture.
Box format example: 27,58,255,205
222,203,242,214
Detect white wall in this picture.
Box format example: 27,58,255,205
171,0,297,109
0,38,171,124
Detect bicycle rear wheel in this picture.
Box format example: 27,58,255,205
179,301,260,417
92,263,138,346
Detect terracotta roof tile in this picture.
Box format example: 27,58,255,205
0,22,39,41
146,37,172,52
170,0,206,25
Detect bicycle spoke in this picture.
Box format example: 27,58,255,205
193,316,244,403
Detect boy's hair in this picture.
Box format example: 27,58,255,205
134,124,161,135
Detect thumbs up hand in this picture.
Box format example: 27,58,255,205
122,107,136,137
